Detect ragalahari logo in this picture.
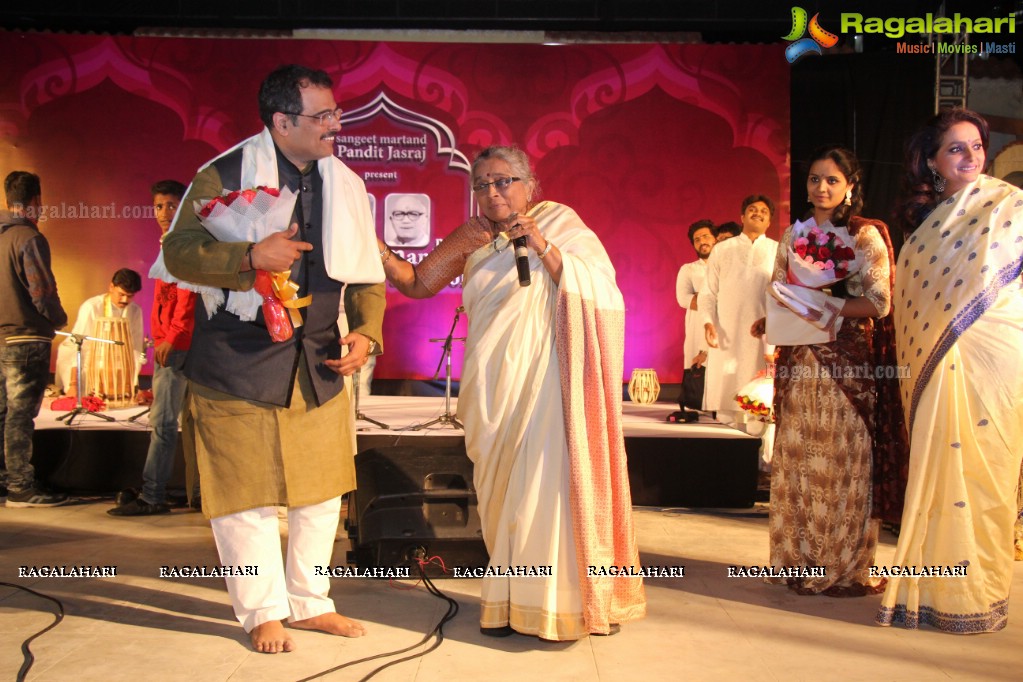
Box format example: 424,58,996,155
782,7,839,63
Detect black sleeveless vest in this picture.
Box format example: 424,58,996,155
184,146,344,407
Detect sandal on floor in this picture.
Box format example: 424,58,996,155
591,624,621,636
480,625,515,637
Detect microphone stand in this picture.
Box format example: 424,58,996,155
353,367,389,430
54,331,120,425
414,305,465,430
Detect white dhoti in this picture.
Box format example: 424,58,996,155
210,496,342,632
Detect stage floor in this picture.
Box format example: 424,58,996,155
1,501,1019,681
34,395,755,439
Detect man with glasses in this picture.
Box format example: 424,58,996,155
163,64,385,654
383,193,430,248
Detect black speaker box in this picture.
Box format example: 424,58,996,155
346,445,489,578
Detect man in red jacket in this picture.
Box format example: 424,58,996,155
109,180,199,515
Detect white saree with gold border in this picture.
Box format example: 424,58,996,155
457,201,646,640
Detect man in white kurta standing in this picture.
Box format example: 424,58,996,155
700,195,777,429
675,219,715,409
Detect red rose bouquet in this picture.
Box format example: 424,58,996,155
767,218,858,346
194,186,310,342
787,218,861,288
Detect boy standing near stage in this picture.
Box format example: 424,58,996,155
109,180,199,516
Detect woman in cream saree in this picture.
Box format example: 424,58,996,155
380,146,645,640
878,110,1023,633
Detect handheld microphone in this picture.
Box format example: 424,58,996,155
513,236,531,287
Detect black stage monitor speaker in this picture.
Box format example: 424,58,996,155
346,445,489,578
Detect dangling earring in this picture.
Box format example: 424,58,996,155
807,195,813,204
931,169,946,194
843,189,852,206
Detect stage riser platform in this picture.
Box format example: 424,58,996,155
30,397,759,508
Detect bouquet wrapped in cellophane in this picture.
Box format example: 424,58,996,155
767,218,860,346
194,186,311,342
786,218,861,288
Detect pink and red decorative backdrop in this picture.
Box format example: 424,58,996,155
0,32,789,382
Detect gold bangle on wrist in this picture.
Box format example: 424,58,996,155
538,241,554,259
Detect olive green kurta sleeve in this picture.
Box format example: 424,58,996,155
162,164,257,292
344,282,386,354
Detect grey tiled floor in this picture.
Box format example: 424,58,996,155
1,499,1020,681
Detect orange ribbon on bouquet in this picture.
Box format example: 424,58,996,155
253,270,312,342
268,270,312,328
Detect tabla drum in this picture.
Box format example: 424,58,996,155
628,368,660,404
84,317,135,407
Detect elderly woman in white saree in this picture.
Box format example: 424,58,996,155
378,146,646,641
877,109,1023,633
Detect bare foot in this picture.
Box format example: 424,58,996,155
291,612,366,638
250,620,294,653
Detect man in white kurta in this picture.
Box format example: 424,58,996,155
699,196,777,428
54,269,145,395
675,220,715,408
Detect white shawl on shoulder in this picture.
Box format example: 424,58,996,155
150,127,383,319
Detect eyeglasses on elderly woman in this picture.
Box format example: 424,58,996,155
472,177,521,193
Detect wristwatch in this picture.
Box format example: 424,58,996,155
367,339,379,354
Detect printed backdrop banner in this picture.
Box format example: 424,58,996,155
0,32,789,382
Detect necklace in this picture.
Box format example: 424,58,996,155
478,217,508,252
492,233,510,252
482,203,538,252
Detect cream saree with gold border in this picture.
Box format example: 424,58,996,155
878,176,1023,633
455,201,646,640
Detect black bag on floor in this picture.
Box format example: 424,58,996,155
679,365,705,411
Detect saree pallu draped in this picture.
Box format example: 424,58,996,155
453,201,645,640
878,176,1023,633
